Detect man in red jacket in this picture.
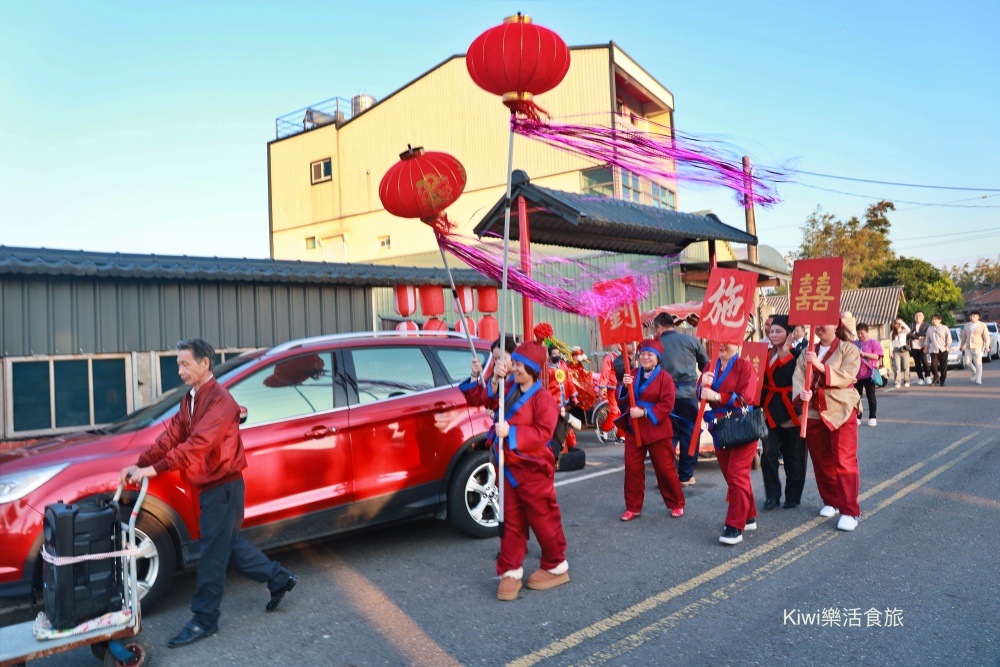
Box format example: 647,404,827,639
120,338,297,648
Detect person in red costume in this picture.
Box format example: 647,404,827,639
698,342,760,545
462,341,568,601
616,339,685,521
547,344,580,450
598,346,623,438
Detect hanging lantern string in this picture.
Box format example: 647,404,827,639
512,114,792,209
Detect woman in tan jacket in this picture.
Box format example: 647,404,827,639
793,315,863,531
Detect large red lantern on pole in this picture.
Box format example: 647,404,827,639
378,146,466,233
466,14,571,120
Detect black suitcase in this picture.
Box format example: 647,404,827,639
42,499,124,630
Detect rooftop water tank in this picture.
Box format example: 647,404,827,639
352,94,376,117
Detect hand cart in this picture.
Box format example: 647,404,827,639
0,478,153,667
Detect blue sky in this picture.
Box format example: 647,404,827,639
2,1,997,270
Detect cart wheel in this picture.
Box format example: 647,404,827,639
91,642,109,660
104,635,152,667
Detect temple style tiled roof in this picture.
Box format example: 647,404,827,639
763,286,906,325
0,246,497,287
473,171,757,256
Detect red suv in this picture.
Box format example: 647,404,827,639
0,331,497,608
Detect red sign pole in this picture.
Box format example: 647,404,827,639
799,325,813,438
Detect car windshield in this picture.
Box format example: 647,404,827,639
101,354,257,434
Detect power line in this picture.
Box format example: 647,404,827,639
789,170,1000,192
789,182,1000,207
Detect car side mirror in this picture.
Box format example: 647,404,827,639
239,407,248,424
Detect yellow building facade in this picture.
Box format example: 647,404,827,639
268,43,678,265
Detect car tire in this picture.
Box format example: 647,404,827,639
130,512,176,611
448,450,499,539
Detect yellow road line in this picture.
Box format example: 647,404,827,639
508,430,983,667
300,548,460,667
569,434,994,667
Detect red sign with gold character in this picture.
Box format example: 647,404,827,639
788,258,844,326
740,342,769,406
696,268,759,344
595,277,644,346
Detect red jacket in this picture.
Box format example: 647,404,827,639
547,359,578,408
137,377,247,490
616,365,676,444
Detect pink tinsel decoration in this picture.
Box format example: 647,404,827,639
512,115,790,208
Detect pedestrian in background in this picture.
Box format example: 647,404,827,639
854,323,883,426
760,316,807,510
926,314,952,387
120,338,298,649
653,312,709,486
908,311,929,384
791,325,809,352
793,315,864,531
616,338,685,522
698,342,759,545
960,310,988,385
890,318,911,388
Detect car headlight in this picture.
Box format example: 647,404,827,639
0,463,70,504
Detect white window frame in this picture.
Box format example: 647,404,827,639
378,235,391,251
2,354,134,439
310,158,332,184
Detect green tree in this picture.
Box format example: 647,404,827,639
862,256,963,325
796,201,896,288
947,255,1000,291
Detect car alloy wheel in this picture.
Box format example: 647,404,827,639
447,450,499,538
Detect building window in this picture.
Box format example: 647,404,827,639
668,191,676,209
378,235,391,251
5,355,131,437
311,158,332,184
621,169,642,204
652,183,675,210
581,166,614,198
305,236,317,250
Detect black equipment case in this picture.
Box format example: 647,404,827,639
42,500,124,630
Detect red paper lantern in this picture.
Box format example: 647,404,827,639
396,320,419,335
466,14,571,118
478,315,499,342
419,285,445,316
423,318,448,333
453,285,475,314
393,284,418,318
378,147,467,223
455,317,477,337
477,286,499,313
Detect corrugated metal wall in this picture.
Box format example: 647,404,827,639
373,251,686,353
0,277,373,356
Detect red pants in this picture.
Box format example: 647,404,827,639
623,437,685,513
564,428,577,451
806,414,861,517
715,440,758,530
496,462,567,575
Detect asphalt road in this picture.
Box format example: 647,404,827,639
3,366,999,666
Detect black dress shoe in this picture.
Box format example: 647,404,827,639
763,498,779,511
167,622,217,648
266,574,299,612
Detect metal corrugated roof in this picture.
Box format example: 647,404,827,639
0,246,497,287
472,171,757,256
762,286,906,325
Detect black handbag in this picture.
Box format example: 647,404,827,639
714,401,768,449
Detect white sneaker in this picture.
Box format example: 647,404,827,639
819,505,839,517
837,515,859,531
904,382,910,387
868,418,877,427
975,380,983,385
894,382,901,388
970,376,977,383
916,378,925,385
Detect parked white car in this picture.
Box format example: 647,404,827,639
984,322,1000,360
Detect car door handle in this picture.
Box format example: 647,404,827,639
432,402,458,413
305,426,337,439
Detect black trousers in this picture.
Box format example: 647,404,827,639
855,378,877,419
930,352,949,385
761,425,807,505
911,348,928,380
191,479,291,629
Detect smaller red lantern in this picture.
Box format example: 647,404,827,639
393,285,418,318
456,317,477,337
453,285,475,314
379,147,467,234
477,286,499,313
396,320,419,335
478,315,499,342
423,318,448,333
419,285,445,317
